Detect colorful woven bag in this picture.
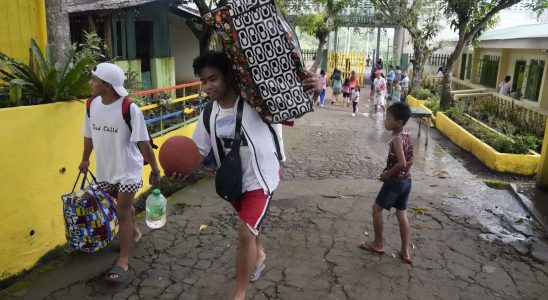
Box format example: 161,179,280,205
203,0,314,123
61,172,119,252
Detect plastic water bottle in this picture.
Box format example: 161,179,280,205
146,189,167,229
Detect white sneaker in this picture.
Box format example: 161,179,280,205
352,113,356,117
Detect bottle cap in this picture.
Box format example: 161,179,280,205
152,189,161,196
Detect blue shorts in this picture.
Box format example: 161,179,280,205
375,178,412,210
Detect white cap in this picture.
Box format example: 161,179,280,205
92,63,129,97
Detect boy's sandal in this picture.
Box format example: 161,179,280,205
359,241,385,254
250,263,266,282
105,265,129,283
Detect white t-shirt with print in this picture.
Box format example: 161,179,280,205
82,97,150,184
192,104,262,193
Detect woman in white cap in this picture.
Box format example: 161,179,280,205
79,63,161,282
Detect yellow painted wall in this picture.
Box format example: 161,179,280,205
0,0,47,62
0,101,196,280
407,95,435,126
537,120,548,188
436,112,539,175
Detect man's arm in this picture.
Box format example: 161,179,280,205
138,141,162,186
79,137,94,172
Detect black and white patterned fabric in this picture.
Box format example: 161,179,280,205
97,180,143,196
209,0,313,123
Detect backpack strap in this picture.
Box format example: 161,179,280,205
121,96,158,149
86,96,95,118
202,101,214,135
121,96,133,132
202,100,281,162
265,123,282,161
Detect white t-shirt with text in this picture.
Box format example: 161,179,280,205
82,97,150,184
192,103,262,193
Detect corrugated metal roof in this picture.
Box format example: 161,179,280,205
67,0,159,13
479,23,548,41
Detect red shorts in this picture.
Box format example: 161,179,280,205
232,189,272,235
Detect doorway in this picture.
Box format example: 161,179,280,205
135,21,154,90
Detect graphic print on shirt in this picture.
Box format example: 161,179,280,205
215,114,248,152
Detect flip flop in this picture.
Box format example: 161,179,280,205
400,253,412,264
105,265,129,283
250,263,266,282
359,241,385,254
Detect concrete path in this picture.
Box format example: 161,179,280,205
4,94,548,300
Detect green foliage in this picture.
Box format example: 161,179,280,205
425,95,440,115
372,0,444,90
0,39,92,107
444,108,538,154
76,31,107,68
0,31,109,108
410,87,433,100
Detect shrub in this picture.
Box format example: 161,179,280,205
0,39,92,107
444,108,533,154
425,95,440,115
410,87,433,100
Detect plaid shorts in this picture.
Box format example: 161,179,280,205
96,180,143,198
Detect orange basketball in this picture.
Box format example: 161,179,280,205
159,136,201,176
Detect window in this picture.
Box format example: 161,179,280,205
511,60,526,99
474,55,500,88
524,59,545,102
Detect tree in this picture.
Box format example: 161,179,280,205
439,0,545,110
283,0,354,72
45,0,71,62
371,0,443,92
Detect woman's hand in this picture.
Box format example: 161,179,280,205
302,70,323,98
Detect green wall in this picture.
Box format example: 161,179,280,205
111,2,171,60
151,57,176,98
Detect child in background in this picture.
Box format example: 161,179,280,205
359,102,414,264
373,70,387,114
351,85,360,117
392,81,402,102
331,69,343,105
400,71,410,102
318,69,327,107
342,78,351,107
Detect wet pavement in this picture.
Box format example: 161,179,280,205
3,91,548,299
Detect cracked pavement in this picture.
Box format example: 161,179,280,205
5,94,548,299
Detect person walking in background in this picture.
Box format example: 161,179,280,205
436,66,444,76
318,69,327,107
497,75,511,96
392,81,402,102
331,69,343,105
387,65,395,98
342,78,351,107
349,70,359,90
373,69,387,114
359,102,414,265
400,71,410,102
351,85,361,117
395,66,402,82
